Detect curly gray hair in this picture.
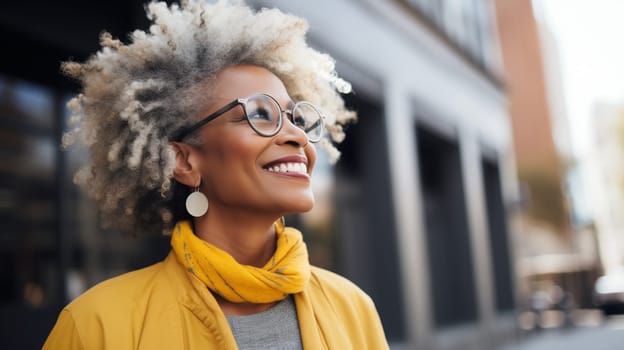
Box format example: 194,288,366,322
63,0,355,236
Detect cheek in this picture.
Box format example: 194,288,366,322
305,144,318,173
225,135,268,166
200,135,272,198
203,127,263,164
200,136,261,198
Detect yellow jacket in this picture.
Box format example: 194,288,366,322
43,252,388,349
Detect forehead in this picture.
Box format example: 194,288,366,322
210,64,291,102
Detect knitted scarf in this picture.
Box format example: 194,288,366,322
170,220,310,303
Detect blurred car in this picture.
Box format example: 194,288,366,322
594,267,624,315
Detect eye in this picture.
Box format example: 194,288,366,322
292,114,306,128
248,107,274,122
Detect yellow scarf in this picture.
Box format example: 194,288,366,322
170,220,310,303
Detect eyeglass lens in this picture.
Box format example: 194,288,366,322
243,95,323,141
292,102,323,142
244,95,280,135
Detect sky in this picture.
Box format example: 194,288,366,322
536,0,624,158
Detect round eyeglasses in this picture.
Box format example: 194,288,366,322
171,93,325,143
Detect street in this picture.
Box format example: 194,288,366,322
499,314,624,350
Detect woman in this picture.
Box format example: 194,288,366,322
43,1,388,349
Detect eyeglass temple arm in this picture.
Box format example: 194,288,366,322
170,99,242,142
303,118,324,134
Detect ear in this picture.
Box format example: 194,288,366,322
170,142,202,188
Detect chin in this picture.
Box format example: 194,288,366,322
284,195,315,214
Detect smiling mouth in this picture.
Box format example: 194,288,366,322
264,162,308,175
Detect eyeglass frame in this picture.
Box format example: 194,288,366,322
170,93,325,143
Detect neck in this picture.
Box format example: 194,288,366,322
192,207,280,267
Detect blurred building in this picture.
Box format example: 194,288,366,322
0,2,172,348
588,102,624,272
259,1,518,349
0,1,519,349
495,0,600,319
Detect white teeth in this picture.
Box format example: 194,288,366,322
266,162,308,175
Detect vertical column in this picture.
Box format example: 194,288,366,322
458,129,496,337
384,80,432,349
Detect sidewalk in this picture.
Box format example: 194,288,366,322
499,314,624,350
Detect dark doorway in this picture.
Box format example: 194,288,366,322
482,158,514,312
332,92,406,341
416,126,478,327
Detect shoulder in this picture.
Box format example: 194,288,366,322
302,266,389,348
307,266,377,313
45,261,173,349
62,259,176,337
309,266,366,294
68,261,166,313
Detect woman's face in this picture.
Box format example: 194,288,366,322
193,64,317,215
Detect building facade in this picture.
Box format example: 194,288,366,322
254,1,517,349
496,0,602,318
589,102,624,272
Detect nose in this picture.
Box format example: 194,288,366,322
275,111,308,147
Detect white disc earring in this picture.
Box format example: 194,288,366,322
185,185,209,217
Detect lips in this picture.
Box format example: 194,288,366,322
263,155,309,176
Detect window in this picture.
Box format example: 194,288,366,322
401,0,497,74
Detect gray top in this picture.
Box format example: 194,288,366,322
226,296,303,350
